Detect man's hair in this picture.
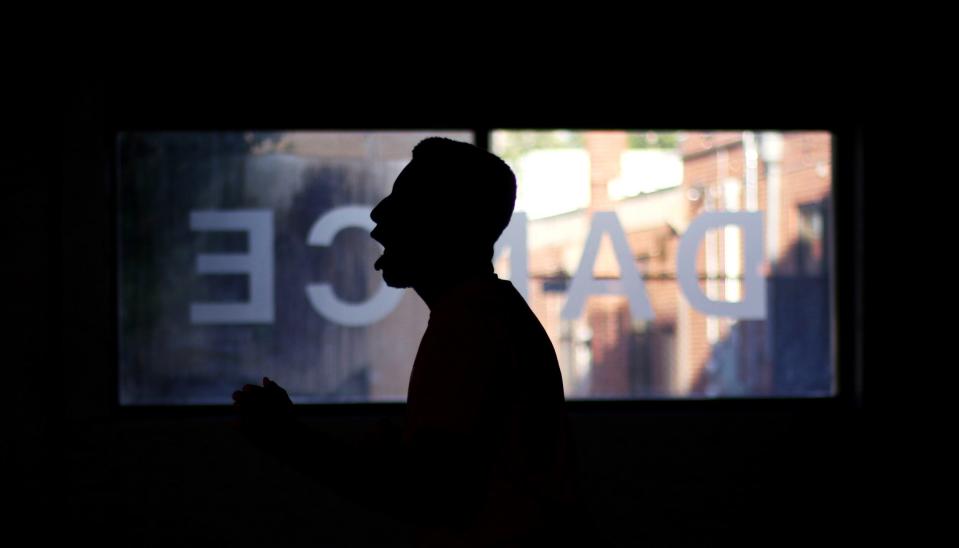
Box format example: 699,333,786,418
411,137,517,250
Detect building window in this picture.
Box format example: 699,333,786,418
797,200,827,277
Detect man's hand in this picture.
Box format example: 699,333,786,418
232,377,297,451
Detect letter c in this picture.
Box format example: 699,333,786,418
305,206,405,327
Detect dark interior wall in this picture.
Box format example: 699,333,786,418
13,79,872,547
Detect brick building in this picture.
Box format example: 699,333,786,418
506,130,833,398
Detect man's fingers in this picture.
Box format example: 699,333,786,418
234,388,268,407
264,378,284,392
234,381,291,417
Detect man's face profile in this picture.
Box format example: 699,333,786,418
370,161,433,289
369,137,516,290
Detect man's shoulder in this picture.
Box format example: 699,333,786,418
430,275,551,353
474,278,543,333
439,276,525,317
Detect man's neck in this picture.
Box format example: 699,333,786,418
413,263,495,312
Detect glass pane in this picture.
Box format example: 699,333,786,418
118,131,471,405
490,130,834,398
119,129,833,405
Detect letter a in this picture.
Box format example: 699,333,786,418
561,212,654,321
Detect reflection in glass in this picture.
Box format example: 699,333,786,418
118,131,471,405
118,129,833,405
491,130,834,398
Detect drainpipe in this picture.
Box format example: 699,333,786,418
739,132,758,390
759,132,784,392
743,131,759,212
761,133,784,264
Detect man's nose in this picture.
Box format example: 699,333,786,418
370,195,392,224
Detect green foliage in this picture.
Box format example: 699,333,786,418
627,131,679,149
493,130,679,168
493,130,585,166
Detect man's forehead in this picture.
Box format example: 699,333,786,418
392,160,433,194
392,163,413,191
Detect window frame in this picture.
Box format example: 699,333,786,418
107,123,864,420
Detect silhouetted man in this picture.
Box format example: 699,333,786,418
234,137,596,547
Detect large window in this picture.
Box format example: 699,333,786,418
118,131,471,404
490,130,834,398
117,129,834,405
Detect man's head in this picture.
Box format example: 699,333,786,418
370,137,516,289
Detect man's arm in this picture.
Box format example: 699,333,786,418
234,379,410,521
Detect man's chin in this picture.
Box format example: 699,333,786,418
380,268,413,289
